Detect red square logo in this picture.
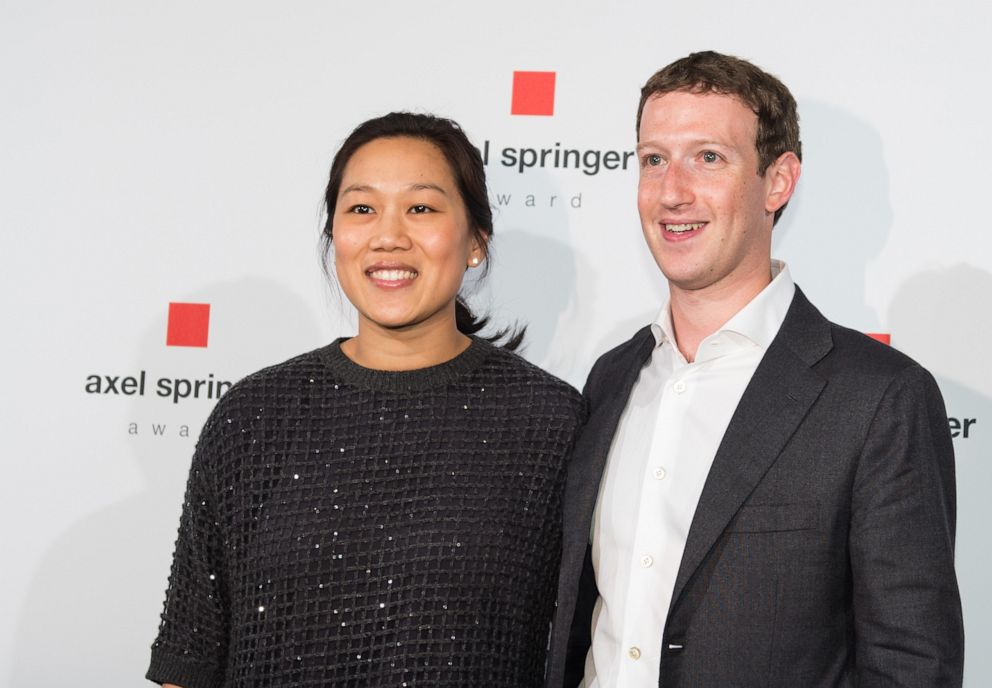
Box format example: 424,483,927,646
866,332,891,345
511,71,556,116
167,302,210,347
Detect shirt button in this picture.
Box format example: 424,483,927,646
673,380,687,394
640,555,654,568
653,466,667,480
628,646,641,660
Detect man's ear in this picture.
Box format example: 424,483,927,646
765,151,801,215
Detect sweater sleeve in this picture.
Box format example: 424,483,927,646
147,433,230,688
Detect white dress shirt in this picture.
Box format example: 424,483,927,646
583,261,795,687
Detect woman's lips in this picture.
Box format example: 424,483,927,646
366,267,418,287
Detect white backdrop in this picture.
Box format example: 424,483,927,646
2,1,989,685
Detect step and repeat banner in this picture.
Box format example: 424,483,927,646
2,1,989,685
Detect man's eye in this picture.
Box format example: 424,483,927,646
702,151,719,163
644,154,663,167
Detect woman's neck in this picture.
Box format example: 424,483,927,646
340,315,470,371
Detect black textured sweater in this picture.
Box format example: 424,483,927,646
147,337,584,687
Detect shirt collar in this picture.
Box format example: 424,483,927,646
650,260,795,353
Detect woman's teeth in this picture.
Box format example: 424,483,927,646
369,269,417,281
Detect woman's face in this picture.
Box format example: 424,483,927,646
332,136,484,336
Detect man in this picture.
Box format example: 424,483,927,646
546,51,964,687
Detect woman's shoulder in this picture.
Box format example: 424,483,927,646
477,343,583,408
199,344,337,429
228,346,329,397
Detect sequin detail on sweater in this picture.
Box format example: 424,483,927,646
148,338,584,687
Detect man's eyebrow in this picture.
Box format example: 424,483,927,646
636,138,735,154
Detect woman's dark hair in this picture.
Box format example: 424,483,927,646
321,111,524,350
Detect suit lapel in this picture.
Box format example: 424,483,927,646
548,327,657,685
563,326,656,546
668,288,833,612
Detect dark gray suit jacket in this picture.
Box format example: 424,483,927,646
546,287,964,687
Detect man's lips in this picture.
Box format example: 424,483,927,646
657,221,707,241
663,222,706,234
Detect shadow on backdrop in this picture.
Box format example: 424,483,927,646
774,99,892,331
468,166,587,382
10,278,323,687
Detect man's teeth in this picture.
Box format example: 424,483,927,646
369,269,417,281
665,222,705,233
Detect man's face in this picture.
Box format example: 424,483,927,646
636,90,793,298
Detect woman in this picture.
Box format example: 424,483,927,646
147,112,584,687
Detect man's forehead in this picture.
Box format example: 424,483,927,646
639,90,758,140
644,89,755,117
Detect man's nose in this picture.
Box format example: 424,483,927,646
657,161,694,209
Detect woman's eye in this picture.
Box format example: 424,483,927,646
410,204,432,214
702,151,719,163
349,204,373,214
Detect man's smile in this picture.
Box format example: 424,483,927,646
664,222,706,234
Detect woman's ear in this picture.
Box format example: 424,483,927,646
468,232,488,268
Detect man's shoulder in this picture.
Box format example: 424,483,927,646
827,321,915,368
818,321,944,409
583,326,655,393
786,290,934,394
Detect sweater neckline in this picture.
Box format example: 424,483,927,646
317,336,494,392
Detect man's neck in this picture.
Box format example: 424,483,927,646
669,265,772,362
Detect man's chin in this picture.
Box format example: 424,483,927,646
658,267,712,294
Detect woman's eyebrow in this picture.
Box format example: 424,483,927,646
407,182,448,194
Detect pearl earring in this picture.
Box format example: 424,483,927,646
470,257,480,266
